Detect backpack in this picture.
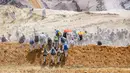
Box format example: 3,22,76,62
35,36,39,42
40,37,44,42
1,37,7,42
97,41,102,45
51,48,56,55
19,36,25,44
56,30,59,36
63,32,67,38
48,38,52,43
58,31,61,36
61,37,65,43
79,35,83,41
54,36,58,42
57,51,61,56
43,49,48,56
30,39,34,45
64,44,68,51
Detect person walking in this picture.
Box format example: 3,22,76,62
57,45,63,64
18,34,26,48
1,35,7,42
47,37,52,50
15,30,20,41
29,8,33,18
49,43,57,65
39,32,47,49
61,36,66,45
7,32,11,42
54,35,59,50
34,34,39,49
42,8,46,19
29,37,35,51
19,34,26,44
42,45,48,65
63,42,69,57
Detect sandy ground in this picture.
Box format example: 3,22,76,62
0,5,130,40
1,66,130,73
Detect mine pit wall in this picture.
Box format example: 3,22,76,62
0,43,130,68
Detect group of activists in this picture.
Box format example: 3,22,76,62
28,29,84,65
1,27,130,65
0,29,85,65
29,31,70,65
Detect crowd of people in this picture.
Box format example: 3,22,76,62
28,31,70,65
1,28,130,47
0,27,130,65
83,27,130,46
0,29,71,66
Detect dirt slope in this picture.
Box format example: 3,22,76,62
0,43,130,68
67,45,130,67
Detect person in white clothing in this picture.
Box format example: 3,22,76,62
42,8,46,19
39,32,47,49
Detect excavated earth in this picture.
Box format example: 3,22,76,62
0,43,130,73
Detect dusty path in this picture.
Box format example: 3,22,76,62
0,66,130,73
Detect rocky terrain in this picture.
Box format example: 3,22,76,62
0,0,130,11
